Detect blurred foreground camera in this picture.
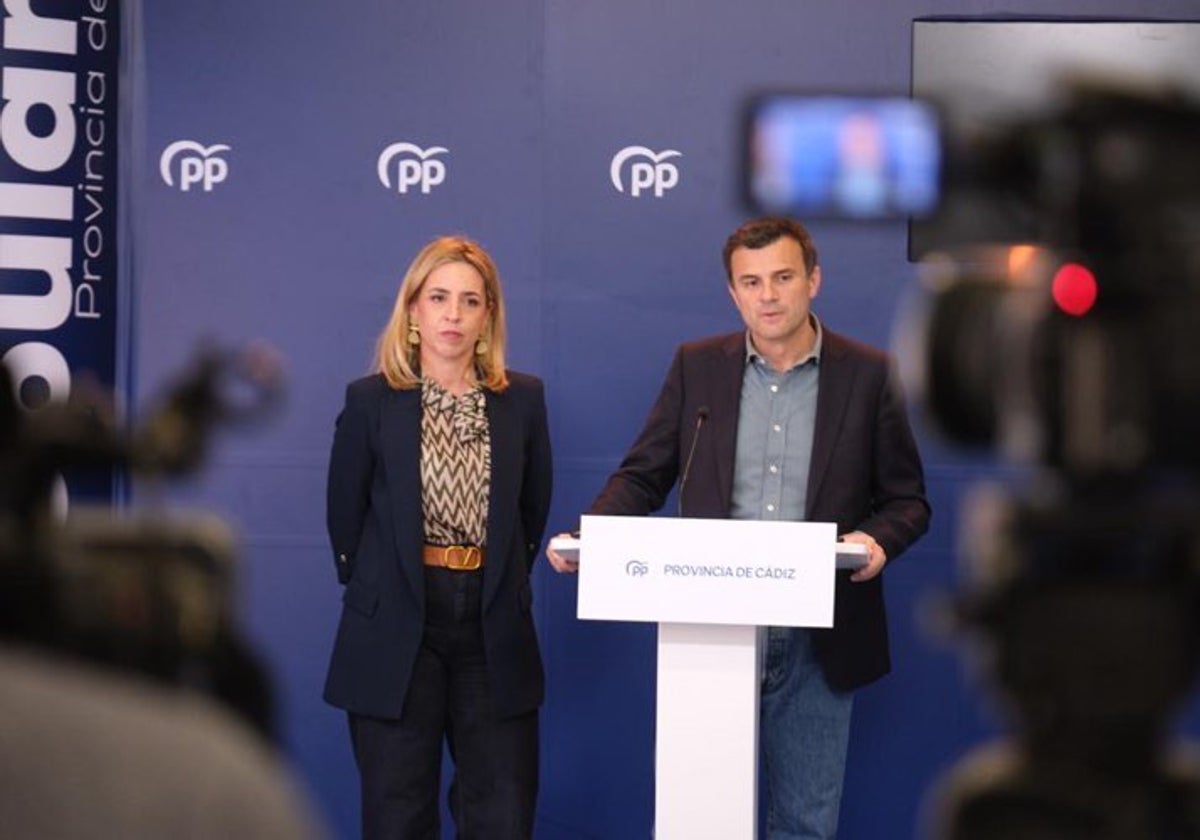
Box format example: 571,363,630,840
742,81,1200,836
0,344,283,737
905,82,1200,839
909,82,1200,476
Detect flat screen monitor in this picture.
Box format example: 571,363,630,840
909,19,1200,260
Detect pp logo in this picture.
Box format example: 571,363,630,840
160,141,231,192
625,559,650,577
610,145,682,197
377,142,448,194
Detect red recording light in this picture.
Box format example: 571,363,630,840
1051,263,1098,316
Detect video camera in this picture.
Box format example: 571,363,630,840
745,82,1200,837
915,82,1200,474
0,343,284,737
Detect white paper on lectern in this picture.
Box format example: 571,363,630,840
576,515,837,627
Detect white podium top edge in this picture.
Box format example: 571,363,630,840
548,534,868,570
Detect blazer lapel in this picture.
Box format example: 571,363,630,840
482,387,518,611
807,331,854,517
381,387,427,600
711,334,746,515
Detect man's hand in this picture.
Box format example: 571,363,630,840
546,532,579,574
842,530,887,582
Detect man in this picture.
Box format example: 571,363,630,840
548,217,930,839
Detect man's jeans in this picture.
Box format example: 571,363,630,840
760,627,855,840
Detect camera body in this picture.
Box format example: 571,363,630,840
0,345,283,737
915,82,1200,840
915,83,1200,476
745,81,1200,836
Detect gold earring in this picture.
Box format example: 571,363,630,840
474,337,488,356
407,324,420,346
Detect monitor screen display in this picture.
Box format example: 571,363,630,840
745,94,942,221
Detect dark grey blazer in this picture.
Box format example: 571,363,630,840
323,371,552,719
589,329,930,691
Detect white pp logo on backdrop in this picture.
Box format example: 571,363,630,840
610,146,682,197
377,143,448,194
159,141,231,192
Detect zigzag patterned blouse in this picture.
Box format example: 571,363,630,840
420,380,491,547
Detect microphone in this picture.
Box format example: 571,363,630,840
677,406,710,517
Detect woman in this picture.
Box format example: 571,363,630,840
323,236,552,839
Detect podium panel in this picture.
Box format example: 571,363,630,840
576,515,837,627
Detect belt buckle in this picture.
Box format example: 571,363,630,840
444,545,481,571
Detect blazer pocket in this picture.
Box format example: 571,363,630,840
343,578,379,618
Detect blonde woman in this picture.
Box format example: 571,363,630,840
323,236,552,839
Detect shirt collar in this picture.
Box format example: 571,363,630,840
744,314,823,372
422,378,484,411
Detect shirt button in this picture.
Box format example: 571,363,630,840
766,504,776,512
770,384,779,393
769,465,778,474
773,424,782,433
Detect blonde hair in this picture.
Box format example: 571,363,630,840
375,236,509,391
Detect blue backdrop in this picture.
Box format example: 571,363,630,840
125,2,1200,838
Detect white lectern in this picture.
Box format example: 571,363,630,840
558,515,864,840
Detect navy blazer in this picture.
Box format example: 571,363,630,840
323,372,553,719
590,329,930,691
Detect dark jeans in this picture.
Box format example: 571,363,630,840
349,568,538,839
760,628,854,840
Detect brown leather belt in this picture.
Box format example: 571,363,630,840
422,543,485,571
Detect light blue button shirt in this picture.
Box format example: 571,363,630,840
729,318,822,523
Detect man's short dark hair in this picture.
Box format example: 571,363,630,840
722,217,819,284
